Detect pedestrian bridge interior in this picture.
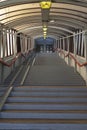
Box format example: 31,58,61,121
0,0,87,129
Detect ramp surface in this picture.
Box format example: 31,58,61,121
24,52,85,86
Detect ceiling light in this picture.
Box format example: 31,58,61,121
40,1,52,9
43,27,47,31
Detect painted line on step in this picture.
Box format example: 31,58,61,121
20,65,30,85
20,57,35,85
32,58,35,66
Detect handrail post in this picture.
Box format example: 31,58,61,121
83,32,87,85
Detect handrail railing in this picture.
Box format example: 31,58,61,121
57,49,87,67
0,52,26,67
0,86,13,111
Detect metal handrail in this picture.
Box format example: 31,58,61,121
58,49,87,67
0,52,27,67
0,86,13,111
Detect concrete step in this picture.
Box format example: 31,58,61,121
3,109,87,113
13,86,87,92
1,112,87,119
1,85,87,130
10,91,87,97
0,123,87,130
3,104,87,110
6,97,87,103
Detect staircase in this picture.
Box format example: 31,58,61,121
0,85,87,129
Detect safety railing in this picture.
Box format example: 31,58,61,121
0,52,27,67
0,86,13,111
57,49,87,67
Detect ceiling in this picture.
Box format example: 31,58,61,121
0,0,87,39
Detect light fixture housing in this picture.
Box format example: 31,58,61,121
40,1,52,9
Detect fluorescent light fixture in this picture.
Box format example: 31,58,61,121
43,31,47,34
43,27,47,31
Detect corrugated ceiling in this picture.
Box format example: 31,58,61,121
0,0,87,38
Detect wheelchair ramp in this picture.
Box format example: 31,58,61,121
24,53,85,86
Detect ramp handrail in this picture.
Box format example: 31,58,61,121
0,52,27,67
57,49,87,67
0,86,13,111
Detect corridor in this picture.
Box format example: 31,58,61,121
0,0,87,129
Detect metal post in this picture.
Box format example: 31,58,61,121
73,32,77,71
81,32,84,57
76,32,78,56
63,38,65,50
1,29,7,82
60,39,62,56
60,39,61,50
67,37,70,65
83,32,87,85
56,39,58,48
13,31,17,55
58,39,59,49
0,28,4,83
78,30,81,56
3,29,7,58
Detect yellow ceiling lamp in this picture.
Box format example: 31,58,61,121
40,0,52,39
40,0,52,9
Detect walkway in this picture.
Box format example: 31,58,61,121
24,52,85,86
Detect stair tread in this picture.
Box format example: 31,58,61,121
10,92,87,97
3,104,87,110
16,86,87,88
3,110,87,113
5,102,87,105
0,119,87,123
13,87,87,91
7,97,87,103
1,112,87,119
1,85,87,129
8,95,87,98
0,123,87,130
